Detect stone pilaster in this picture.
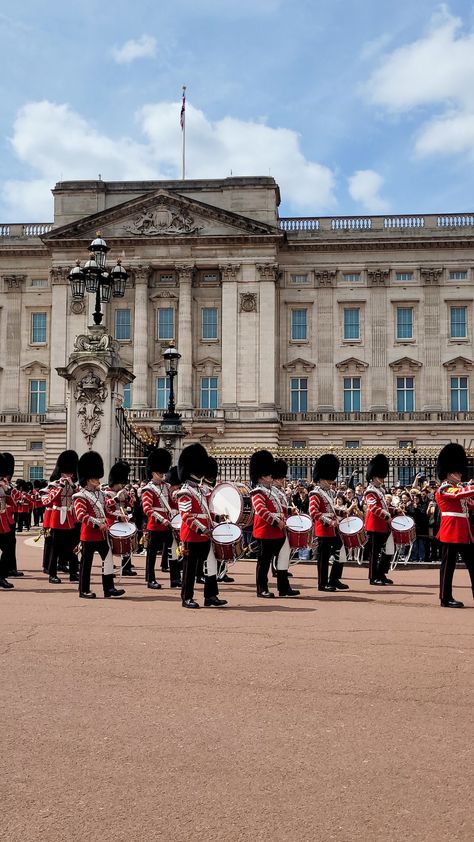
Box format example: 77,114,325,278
132,266,151,408
315,271,335,409
48,268,69,412
1,274,25,411
257,264,278,412
220,264,240,409
176,265,194,410
421,270,442,410
369,285,388,410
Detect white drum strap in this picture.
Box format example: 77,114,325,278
276,534,291,571
205,543,218,577
102,549,115,577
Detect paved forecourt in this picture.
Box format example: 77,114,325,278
1,538,473,842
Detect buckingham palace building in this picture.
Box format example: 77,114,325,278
1,175,474,480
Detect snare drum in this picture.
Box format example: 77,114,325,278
209,482,253,529
170,513,182,543
286,514,313,549
338,516,367,549
391,515,416,546
211,522,243,561
108,521,137,556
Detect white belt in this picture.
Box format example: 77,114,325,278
52,505,73,511
441,512,468,518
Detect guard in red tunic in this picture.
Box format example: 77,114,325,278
43,450,80,585
435,442,474,608
364,454,394,586
141,448,181,589
309,454,348,591
250,450,299,598
2,452,24,579
41,469,59,574
202,455,234,585
103,460,137,577
32,480,45,527
176,443,227,609
73,451,125,600
270,458,300,593
0,453,19,589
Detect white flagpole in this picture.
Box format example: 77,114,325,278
181,85,186,180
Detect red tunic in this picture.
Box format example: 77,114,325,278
176,482,212,543
141,482,173,532
42,480,78,529
364,484,391,533
73,489,115,542
435,481,474,544
0,488,15,534
309,486,338,538
250,485,286,540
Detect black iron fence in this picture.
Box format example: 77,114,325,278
116,407,152,480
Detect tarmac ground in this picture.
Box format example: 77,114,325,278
1,536,473,842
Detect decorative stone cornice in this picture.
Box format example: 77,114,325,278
282,357,316,372
2,274,26,291
367,268,389,287
443,356,474,371
335,357,369,373
240,293,258,313
389,357,423,372
314,269,336,287
219,263,241,281
420,267,443,285
256,263,278,282
21,360,50,376
193,356,221,374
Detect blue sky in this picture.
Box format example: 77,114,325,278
2,0,474,220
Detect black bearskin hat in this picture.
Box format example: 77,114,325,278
205,456,219,485
78,451,104,486
147,448,172,478
2,452,14,478
49,467,60,482
165,466,180,487
16,479,26,490
178,443,208,482
33,479,43,489
272,459,288,480
0,453,9,478
313,454,340,483
437,442,467,481
56,449,78,476
366,454,389,482
249,449,274,484
108,460,130,487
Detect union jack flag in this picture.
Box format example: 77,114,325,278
180,86,186,130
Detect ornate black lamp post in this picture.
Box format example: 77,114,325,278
68,234,128,325
162,342,182,423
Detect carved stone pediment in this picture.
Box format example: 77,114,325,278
335,357,369,373
41,188,279,244
389,357,422,372
443,356,474,371
282,357,315,373
21,360,49,376
193,357,221,375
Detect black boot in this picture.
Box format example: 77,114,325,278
103,574,125,598
277,570,300,597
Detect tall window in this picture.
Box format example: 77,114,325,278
31,312,47,344
158,308,174,340
343,308,360,340
343,377,361,412
202,307,218,340
123,383,132,409
29,466,44,482
29,380,46,414
450,306,467,338
396,307,413,340
115,309,131,341
396,377,415,412
290,378,308,412
155,377,170,410
291,309,307,341
200,376,218,409
450,376,469,411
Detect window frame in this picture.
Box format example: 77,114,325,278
450,375,469,411
343,377,361,412
30,311,47,345
200,376,219,409
201,307,219,342
157,307,175,341
396,376,415,412
114,308,131,342
290,308,308,342
29,379,47,414
290,377,308,413
343,307,361,342
155,376,170,410
449,305,468,340
396,306,414,341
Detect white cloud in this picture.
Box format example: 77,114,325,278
112,35,157,65
1,99,336,219
364,6,474,159
348,169,389,213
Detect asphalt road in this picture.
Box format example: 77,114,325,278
1,538,473,842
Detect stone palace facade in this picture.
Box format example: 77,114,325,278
1,176,474,479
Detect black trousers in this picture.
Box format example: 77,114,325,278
33,507,44,527
315,535,344,589
49,527,80,578
0,532,10,578
256,537,286,594
4,527,18,573
181,540,218,602
440,543,474,602
145,529,175,583
79,540,114,595
42,532,53,573
366,531,389,581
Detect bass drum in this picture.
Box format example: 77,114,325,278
209,482,253,529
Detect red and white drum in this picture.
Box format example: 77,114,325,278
391,515,416,546
108,521,137,556
170,513,182,543
209,482,253,529
286,514,313,549
338,516,367,550
211,522,243,562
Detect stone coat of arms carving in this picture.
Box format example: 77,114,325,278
74,370,108,447
124,202,202,236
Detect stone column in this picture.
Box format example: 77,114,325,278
132,267,151,408
257,264,278,412
315,271,336,410
421,270,442,410
176,265,194,410
368,270,389,410
1,274,25,411
220,264,240,409
48,268,69,412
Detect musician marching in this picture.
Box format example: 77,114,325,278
435,442,474,608
73,451,125,600
103,460,138,577
176,443,227,609
309,454,348,591
42,450,80,585
364,454,395,586
2,452,25,579
202,455,235,584
141,448,182,589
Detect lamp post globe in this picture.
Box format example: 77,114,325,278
162,341,181,422
67,233,129,325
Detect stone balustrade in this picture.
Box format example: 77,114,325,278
279,410,474,423
0,223,54,238
279,213,474,234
